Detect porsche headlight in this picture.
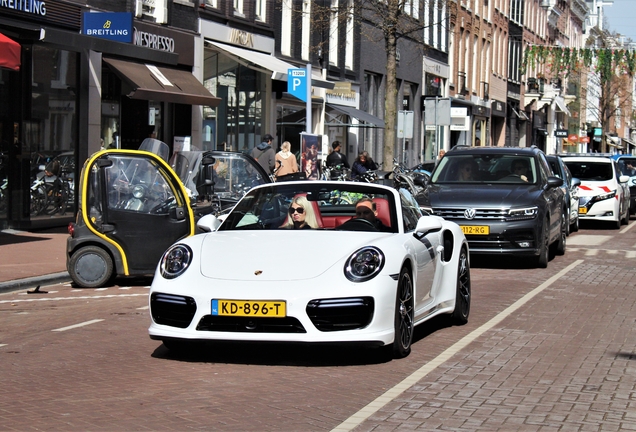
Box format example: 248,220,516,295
345,247,385,282
160,244,192,279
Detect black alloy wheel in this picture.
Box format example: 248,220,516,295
451,246,471,325
391,267,414,358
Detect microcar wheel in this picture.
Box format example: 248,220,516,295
68,246,114,288
451,247,471,325
391,267,414,358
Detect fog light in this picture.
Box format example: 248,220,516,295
517,241,532,248
602,211,614,216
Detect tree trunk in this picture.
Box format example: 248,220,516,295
383,9,398,169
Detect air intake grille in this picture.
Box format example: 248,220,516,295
151,293,197,329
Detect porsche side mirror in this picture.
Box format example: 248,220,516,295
197,214,221,232
414,216,443,237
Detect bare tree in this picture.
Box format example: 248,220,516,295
293,0,448,165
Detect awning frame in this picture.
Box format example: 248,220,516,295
325,104,385,128
206,41,334,90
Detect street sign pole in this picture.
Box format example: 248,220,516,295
306,63,312,134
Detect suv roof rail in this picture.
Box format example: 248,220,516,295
558,153,613,158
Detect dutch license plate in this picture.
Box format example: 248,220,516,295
461,225,490,235
212,299,286,317
579,207,588,215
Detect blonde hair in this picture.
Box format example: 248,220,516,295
281,141,291,152
281,196,319,229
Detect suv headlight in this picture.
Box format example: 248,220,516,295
507,206,538,221
344,247,385,282
160,244,193,279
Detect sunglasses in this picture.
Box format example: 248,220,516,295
289,207,305,215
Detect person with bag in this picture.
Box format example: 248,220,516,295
325,140,350,169
250,134,276,175
275,141,299,179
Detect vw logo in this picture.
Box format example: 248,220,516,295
464,208,476,220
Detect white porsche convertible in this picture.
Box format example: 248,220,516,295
149,181,471,358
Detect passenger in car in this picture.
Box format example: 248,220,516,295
281,196,320,229
457,159,477,181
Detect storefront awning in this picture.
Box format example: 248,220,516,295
326,104,385,128
605,133,622,148
103,58,221,106
623,137,636,149
509,105,529,121
0,32,21,71
206,41,335,90
554,96,571,116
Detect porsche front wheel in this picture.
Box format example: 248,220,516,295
391,267,414,358
451,247,470,325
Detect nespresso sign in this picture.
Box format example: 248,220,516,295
134,27,175,52
132,22,194,66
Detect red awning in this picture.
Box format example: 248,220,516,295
0,32,21,71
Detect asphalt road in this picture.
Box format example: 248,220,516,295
1,220,635,431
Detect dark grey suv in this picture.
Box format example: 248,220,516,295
419,146,566,268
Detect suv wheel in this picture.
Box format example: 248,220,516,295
536,218,549,268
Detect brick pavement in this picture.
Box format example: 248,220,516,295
0,227,69,291
346,224,636,431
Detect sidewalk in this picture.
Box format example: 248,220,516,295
0,227,70,293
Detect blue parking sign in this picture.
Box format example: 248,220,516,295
288,69,307,102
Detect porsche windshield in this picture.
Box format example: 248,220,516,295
431,154,538,184
218,183,399,232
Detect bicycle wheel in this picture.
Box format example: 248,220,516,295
30,185,48,216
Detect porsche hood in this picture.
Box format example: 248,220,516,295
196,231,390,281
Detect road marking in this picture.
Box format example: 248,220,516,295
0,344,6,348
0,293,147,304
567,235,612,246
585,249,599,256
331,260,584,432
137,305,149,310
620,222,636,234
52,319,104,332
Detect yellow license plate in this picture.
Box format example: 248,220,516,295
579,207,587,214
212,299,286,317
461,225,490,235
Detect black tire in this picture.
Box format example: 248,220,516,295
68,245,114,288
553,212,566,256
390,267,414,359
570,215,579,233
536,219,549,268
451,247,470,325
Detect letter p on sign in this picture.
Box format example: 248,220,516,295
288,68,307,102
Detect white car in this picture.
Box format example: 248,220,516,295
149,181,471,359
562,155,630,229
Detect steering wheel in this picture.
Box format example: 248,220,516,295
150,197,175,214
336,217,379,232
